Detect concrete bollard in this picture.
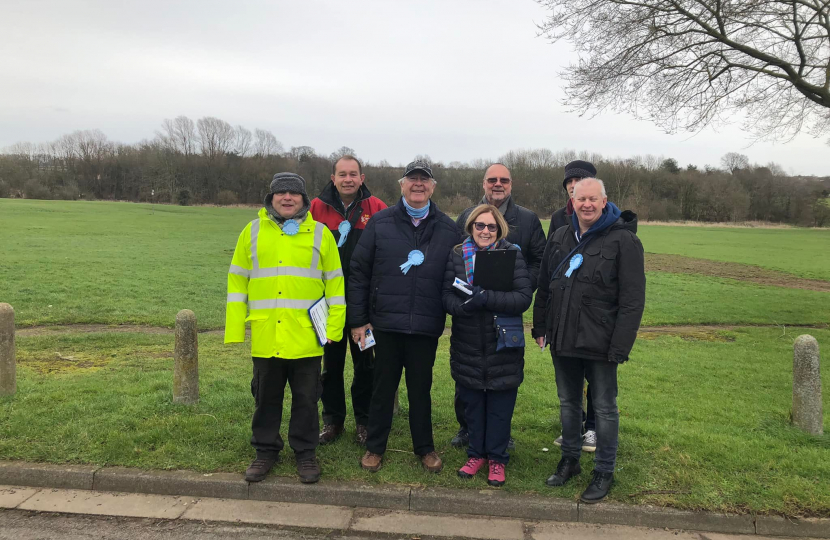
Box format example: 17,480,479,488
793,334,822,435
0,303,15,396
173,309,199,405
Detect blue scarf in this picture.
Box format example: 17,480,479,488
572,202,622,242
402,197,430,219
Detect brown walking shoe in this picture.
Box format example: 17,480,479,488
319,424,344,445
421,451,443,473
361,450,383,472
355,424,368,446
245,454,278,483
296,456,321,484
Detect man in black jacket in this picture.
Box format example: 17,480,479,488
532,177,645,504
451,163,547,448
349,160,462,474
549,160,599,454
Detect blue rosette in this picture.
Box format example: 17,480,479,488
282,219,300,236
336,220,351,248
399,249,425,275
564,253,583,278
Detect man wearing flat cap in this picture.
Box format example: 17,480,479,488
225,172,346,484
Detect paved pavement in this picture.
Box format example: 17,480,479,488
0,485,825,540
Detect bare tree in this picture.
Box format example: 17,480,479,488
254,129,284,157
159,116,197,156
537,1,830,141
330,146,357,160
233,125,253,157
196,117,235,161
721,152,750,173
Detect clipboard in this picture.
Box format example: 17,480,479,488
308,297,328,346
474,250,516,292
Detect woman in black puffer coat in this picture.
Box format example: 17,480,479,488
442,204,532,487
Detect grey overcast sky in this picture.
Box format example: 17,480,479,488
2,0,828,175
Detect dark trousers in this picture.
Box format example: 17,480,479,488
458,385,517,464
320,327,374,426
457,380,594,432
366,330,439,456
552,354,619,473
250,356,321,460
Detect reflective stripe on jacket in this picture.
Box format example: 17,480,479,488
224,208,346,359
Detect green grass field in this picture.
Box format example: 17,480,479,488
1,198,829,516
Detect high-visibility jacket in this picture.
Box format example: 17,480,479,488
224,208,346,359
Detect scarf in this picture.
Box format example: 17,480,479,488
462,237,500,285
481,194,511,215
266,199,309,226
402,197,430,219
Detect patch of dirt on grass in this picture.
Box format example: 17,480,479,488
17,351,111,374
638,326,736,342
645,253,830,292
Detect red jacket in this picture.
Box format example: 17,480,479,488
310,182,387,286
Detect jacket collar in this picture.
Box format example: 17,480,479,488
257,207,317,233
480,194,515,219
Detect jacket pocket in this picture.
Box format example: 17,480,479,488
575,296,618,354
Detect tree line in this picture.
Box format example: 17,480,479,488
1,115,829,226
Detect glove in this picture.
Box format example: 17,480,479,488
462,286,488,312
607,351,628,364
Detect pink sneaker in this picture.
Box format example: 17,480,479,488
488,460,505,486
457,457,486,478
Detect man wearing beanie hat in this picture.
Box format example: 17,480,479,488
225,172,346,485
547,160,599,454
548,160,598,237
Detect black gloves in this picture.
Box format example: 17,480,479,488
462,286,488,312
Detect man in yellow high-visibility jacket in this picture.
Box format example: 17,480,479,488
225,172,345,484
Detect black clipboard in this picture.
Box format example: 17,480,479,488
474,250,516,291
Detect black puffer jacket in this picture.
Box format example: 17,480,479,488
456,197,547,292
548,205,570,238
442,241,533,391
348,198,461,337
531,211,645,363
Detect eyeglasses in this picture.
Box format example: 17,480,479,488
485,177,511,185
473,222,498,232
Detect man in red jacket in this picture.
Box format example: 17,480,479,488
310,155,387,446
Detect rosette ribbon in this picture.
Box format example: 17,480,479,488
399,249,425,275
336,220,351,248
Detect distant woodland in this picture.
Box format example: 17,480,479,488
2,116,829,226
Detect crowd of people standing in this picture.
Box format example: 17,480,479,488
225,155,646,503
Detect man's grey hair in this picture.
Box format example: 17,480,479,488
398,176,437,186
573,177,607,198
482,162,511,178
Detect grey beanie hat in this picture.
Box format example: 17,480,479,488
264,172,311,223
265,172,310,207
562,160,597,191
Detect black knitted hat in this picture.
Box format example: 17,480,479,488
563,160,597,191
264,172,310,207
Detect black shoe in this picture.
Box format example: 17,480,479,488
245,454,278,483
296,456,321,484
451,428,469,448
507,436,515,451
545,457,581,487
580,470,614,503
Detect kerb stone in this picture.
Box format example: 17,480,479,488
94,467,247,499
793,334,823,435
174,309,198,405
248,476,410,510
410,486,578,522
578,501,755,534
0,303,15,396
756,514,830,538
0,461,97,490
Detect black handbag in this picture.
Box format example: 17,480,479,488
494,314,525,351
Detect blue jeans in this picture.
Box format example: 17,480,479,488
552,354,619,473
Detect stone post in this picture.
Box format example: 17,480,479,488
793,335,822,435
173,309,199,405
0,303,15,396
393,388,400,415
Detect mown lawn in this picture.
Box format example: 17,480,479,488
1,328,828,516
2,199,829,329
